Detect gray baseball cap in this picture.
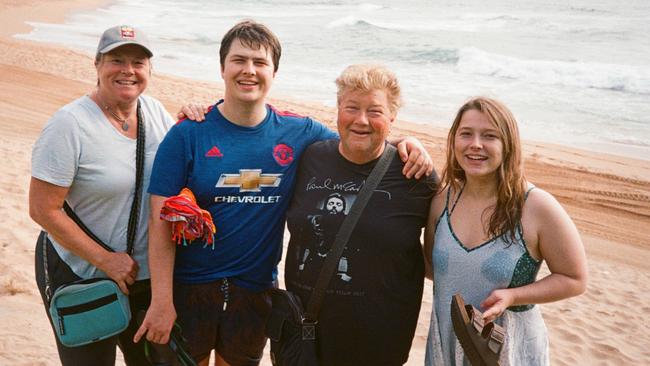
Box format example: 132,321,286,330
96,25,153,57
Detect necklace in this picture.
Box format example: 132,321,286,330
95,92,130,131
106,107,130,131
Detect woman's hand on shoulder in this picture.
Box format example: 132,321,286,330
176,103,209,122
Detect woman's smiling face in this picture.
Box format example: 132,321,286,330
454,109,504,179
96,44,151,103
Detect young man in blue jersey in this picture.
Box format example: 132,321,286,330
134,20,432,366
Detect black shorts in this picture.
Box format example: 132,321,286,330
173,279,272,366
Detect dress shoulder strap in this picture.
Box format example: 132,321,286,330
448,185,464,215
524,185,536,200
516,184,537,246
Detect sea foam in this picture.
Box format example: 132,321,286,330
457,47,650,94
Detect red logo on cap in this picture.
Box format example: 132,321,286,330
273,144,294,166
120,26,135,39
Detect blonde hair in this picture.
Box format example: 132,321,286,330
335,64,402,114
441,96,526,243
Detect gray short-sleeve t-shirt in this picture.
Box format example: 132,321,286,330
32,94,175,280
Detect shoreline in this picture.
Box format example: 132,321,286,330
0,0,113,38
10,1,650,163
1,1,649,365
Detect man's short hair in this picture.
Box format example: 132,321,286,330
220,19,282,72
335,64,402,114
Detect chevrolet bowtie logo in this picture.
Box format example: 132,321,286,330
216,169,282,192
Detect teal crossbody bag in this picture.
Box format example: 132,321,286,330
48,276,131,347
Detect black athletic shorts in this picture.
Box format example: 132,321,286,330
173,278,272,366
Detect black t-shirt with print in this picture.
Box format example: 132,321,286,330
285,139,436,366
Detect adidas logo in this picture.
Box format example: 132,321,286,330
205,146,223,157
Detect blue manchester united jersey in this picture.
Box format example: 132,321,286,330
148,100,336,291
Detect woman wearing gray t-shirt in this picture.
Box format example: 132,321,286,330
29,25,174,365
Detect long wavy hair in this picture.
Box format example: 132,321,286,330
440,97,527,243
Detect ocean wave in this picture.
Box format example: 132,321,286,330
325,16,443,31
456,47,650,94
569,6,612,14
394,48,459,64
157,35,219,46
358,3,385,11
486,14,520,22
325,14,517,32
361,46,459,65
326,16,375,29
609,136,650,147
460,13,523,26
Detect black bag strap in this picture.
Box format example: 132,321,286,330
303,144,396,322
126,99,146,255
43,99,146,301
62,203,114,252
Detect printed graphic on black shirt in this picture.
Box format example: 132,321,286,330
284,128,433,366
297,192,360,286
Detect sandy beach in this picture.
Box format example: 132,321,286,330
1,1,649,365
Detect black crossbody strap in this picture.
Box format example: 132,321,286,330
63,202,114,252
126,99,146,255
304,144,396,322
